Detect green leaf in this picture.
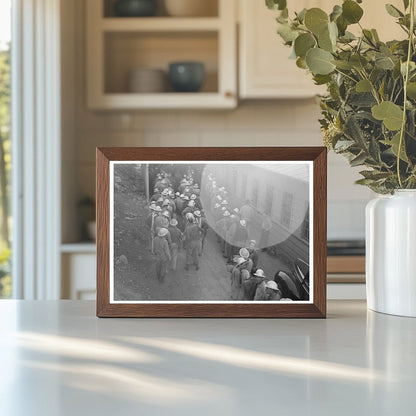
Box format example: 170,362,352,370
318,27,334,52
375,55,395,70
313,74,332,85
360,170,391,181
304,8,329,35
296,8,307,23
336,15,348,36
333,60,353,70
296,57,308,69
330,5,342,22
277,23,298,43
342,0,364,24
339,31,356,43
306,48,335,75
294,33,316,58
334,140,355,152
385,4,404,18
356,79,372,92
371,29,380,42
266,0,287,11
350,152,367,167
350,54,368,70
372,101,404,131
403,0,410,10
407,82,416,99
383,132,409,162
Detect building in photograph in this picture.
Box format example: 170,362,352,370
205,163,309,263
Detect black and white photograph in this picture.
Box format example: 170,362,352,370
110,161,312,303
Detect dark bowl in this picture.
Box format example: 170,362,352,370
168,62,205,93
114,0,158,17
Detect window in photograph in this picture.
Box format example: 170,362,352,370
251,178,259,207
281,191,294,229
264,184,273,216
302,206,310,242
240,173,247,200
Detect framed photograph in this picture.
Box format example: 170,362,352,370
96,147,327,318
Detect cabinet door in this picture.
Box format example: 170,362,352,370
239,0,326,99
239,0,404,100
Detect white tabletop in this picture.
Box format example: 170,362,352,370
0,300,415,415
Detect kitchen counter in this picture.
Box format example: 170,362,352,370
0,300,415,415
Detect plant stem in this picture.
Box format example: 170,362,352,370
397,0,415,188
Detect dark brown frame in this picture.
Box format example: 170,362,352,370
96,147,327,318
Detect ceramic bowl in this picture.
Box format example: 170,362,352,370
114,0,158,17
168,62,205,92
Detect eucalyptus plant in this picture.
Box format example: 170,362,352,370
266,0,416,193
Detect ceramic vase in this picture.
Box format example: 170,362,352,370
366,190,416,317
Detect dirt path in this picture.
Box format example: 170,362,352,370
113,191,232,301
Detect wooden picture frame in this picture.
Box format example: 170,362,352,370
96,147,327,318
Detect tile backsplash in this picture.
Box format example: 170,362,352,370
72,100,373,241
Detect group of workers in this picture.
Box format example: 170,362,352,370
204,172,291,301
146,170,289,301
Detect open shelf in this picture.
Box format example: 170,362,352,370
101,17,221,32
87,0,236,109
103,0,219,18
104,31,218,94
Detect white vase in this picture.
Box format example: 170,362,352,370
366,190,416,317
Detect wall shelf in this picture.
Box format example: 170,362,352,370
86,0,237,109
101,17,221,32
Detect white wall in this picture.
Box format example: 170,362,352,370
62,0,374,243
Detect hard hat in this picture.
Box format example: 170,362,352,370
265,281,279,291
254,269,265,278
239,248,250,259
170,219,178,226
158,228,169,237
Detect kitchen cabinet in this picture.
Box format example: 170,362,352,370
61,245,96,300
239,0,325,99
86,0,237,109
238,0,404,99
